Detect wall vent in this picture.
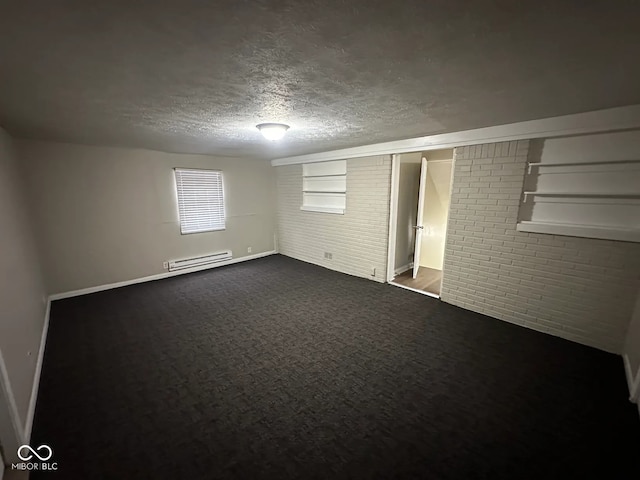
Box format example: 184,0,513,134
168,250,232,271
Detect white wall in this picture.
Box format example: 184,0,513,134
0,128,47,453
624,288,640,400
17,141,277,294
419,160,452,270
442,141,640,353
394,154,420,273
276,155,391,282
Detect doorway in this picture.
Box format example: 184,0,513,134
387,149,454,298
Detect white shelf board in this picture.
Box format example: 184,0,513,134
302,173,347,178
523,191,640,198
517,221,640,243
300,206,345,215
302,190,347,194
528,159,640,168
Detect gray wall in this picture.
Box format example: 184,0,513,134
0,128,47,445
442,141,640,353
17,141,277,294
276,155,391,282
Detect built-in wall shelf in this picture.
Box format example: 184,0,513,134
302,160,347,215
519,131,640,244
517,221,640,243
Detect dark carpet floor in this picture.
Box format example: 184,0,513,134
31,255,640,479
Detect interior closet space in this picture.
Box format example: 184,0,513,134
388,149,454,297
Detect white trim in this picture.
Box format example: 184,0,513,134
386,154,400,282
388,281,440,299
424,159,453,164
24,299,50,443
271,105,640,166
439,153,457,297
49,251,277,301
623,354,640,402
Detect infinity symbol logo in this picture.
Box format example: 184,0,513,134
17,445,53,461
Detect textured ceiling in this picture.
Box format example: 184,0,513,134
1,0,639,159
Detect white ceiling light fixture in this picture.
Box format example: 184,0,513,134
257,123,290,141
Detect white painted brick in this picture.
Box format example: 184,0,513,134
441,140,640,353
276,155,391,282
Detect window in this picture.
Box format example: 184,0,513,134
301,160,347,214
174,168,225,234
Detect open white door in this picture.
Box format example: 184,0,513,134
412,157,428,279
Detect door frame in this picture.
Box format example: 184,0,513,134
386,154,401,283
437,155,456,297
0,350,25,465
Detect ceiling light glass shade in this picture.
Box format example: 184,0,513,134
257,123,290,141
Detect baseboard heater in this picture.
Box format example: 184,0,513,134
168,250,233,272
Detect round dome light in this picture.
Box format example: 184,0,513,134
257,123,290,141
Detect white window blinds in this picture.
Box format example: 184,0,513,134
174,168,225,234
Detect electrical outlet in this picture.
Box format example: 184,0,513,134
163,261,169,269
247,247,252,253
324,252,332,259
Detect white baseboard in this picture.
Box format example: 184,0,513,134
393,263,412,276
24,299,51,443
49,251,277,301
623,353,640,403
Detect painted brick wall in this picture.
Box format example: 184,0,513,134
276,155,391,282
441,140,640,353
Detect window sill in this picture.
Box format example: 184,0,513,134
180,227,226,235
